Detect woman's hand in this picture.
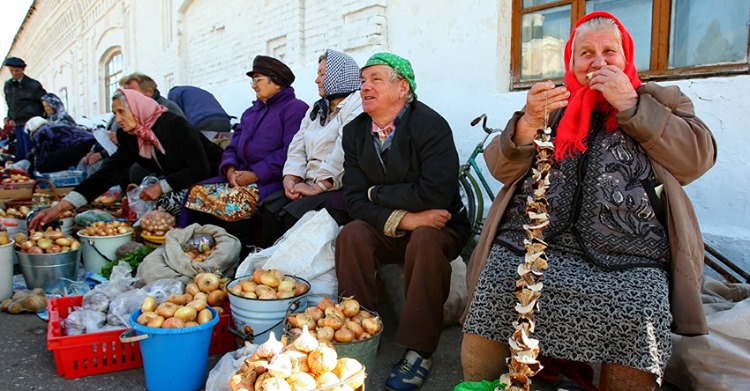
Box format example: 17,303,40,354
516,81,569,145
588,65,638,111
226,166,238,187
85,152,103,165
108,131,118,145
234,171,258,187
29,201,73,231
293,182,320,197
140,183,163,200
283,175,302,200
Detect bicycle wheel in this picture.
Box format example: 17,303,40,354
459,173,482,235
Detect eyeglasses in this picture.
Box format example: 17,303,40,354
251,76,270,85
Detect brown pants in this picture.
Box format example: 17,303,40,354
335,220,462,352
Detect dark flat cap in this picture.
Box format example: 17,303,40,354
3,57,26,68
246,55,295,87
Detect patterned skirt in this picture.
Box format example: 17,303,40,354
463,242,672,380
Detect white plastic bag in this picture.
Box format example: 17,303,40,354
235,209,340,302
127,176,159,219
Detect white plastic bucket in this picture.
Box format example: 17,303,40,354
0,240,14,300
227,275,309,345
77,231,132,274
1,218,26,265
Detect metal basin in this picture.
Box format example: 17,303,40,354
16,249,80,292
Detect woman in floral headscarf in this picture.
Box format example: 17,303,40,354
30,89,223,228
461,12,716,390
266,49,363,235
41,93,77,126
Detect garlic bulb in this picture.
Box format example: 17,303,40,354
256,331,284,358
259,376,292,391
314,371,340,388
282,349,310,373
293,325,318,353
285,372,317,391
307,345,337,375
267,353,293,379
332,358,365,390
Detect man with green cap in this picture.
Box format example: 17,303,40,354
335,52,470,391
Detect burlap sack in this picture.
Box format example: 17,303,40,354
136,223,241,285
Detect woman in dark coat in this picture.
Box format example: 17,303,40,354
30,88,223,229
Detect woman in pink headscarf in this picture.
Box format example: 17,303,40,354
30,89,224,229
461,12,716,390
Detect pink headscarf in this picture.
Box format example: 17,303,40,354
116,88,168,159
555,11,642,161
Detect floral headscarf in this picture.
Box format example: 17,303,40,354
116,88,168,159
555,11,641,161
310,49,361,125
41,93,77,126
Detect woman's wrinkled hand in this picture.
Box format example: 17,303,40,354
28,201,72,231
515,81,569,145
588,65,638,111
85,152,103,165
283,175,302,200
140,183,163,200
234,170,258,187
294,182,320,197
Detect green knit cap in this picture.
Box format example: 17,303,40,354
363,52,417,98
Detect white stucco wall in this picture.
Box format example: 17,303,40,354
1,0,748,269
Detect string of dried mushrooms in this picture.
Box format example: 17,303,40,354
498,124,554,391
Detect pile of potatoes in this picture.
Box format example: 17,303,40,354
2,173,31,184
0,205,32,219
14,228,81,254
1,288,48,314
136,272,229,329
286,297,383,344
78,220,132,236
228,268,310,300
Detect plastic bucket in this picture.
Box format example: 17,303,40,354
123,306,220,391
78,231,132,273
1,218,25,265
16,248,80,293
227,275,309,345
0,241,14,300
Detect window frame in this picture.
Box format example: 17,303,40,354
103,50,123,108
510,0,750,89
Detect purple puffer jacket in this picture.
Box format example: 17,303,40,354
218,87,308,200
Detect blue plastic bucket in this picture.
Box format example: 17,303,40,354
124,307,219,391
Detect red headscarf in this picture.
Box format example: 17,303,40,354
117,88,168,159
555,11,641,161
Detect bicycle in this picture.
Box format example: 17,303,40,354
459,114,502,235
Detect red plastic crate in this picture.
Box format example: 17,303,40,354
47,295,235,379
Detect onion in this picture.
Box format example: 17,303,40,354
341,296,360,317
334,327,355,343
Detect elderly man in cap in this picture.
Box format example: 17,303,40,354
335,53,470,390
3,57,47,161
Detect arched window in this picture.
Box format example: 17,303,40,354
104,51,123,101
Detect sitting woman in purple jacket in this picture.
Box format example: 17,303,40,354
179,55,308,253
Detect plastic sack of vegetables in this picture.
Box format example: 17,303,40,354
140,208,176,237
127,175,159,219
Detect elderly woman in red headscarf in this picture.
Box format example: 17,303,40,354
30,89,224,229
460,12,716,391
